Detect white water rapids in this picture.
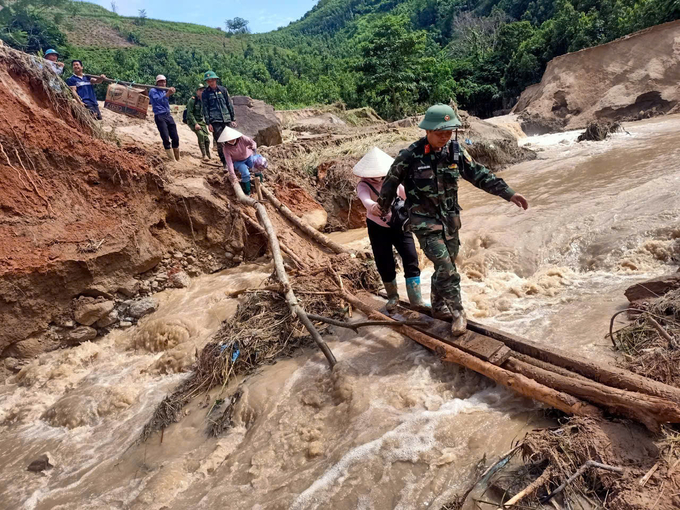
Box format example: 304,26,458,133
1,115,679,509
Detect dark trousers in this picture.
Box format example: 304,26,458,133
85,102,102,120
212,122,228,165
367,219,420,282
154,113,179,150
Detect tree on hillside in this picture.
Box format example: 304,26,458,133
355,15,430,120
225,17,250,35
0,0,68,52
135,9,147,26
111,1,118,14
449,10,509,61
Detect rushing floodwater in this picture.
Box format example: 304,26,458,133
1,115,679,510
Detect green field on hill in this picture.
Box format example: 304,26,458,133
2,0,679,118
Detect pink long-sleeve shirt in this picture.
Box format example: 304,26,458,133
223,135,257,181
356,178,406,228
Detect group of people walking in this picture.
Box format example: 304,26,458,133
43,51,259,194
43,49,528,333
148,71,262,195
356,104,528,336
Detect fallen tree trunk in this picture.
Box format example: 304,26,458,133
229,177,336,368
261,185,349,255
341,290,601,418
237,209,306,269
469,319,680,405
386,293,680,404
503,357,680,431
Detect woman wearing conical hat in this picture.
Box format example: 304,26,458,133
218,126,258,195
354,147,425,312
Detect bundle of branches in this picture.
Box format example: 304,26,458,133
612,289,680,386
140,255,380,441
466,139,536,171
518,418,621,506
577,121,625,142
0,44,103,137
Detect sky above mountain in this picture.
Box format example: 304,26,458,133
86,0,318,32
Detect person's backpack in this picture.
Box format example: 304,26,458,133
363,181,408,231
182,108,188,124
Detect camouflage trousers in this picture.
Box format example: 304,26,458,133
415,229,462,311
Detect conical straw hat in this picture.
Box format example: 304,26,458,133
352,147,394,178
217,126,243,143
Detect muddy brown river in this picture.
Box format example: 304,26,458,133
1,115,679,509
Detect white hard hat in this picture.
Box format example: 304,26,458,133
352,147,395,178
217,126,243,143
155,74,167,83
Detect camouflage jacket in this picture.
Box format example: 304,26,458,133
378,137,515,235
201,85,235,125
186,96,205,127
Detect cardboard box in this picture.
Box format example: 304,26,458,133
104,83,149,119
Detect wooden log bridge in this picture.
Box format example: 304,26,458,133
347,291,680,431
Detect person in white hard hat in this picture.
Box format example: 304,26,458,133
149,74,180,162
218,126,258,195
354,147,424,312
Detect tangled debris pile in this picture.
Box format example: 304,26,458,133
613,288,680,387
577,121,627,142
140,254,380,441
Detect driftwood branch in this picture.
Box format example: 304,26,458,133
502,467,552,508
456,444,522,508
341,290,602,418
540,460,623,503
307,313,427,332
648,317,679,349
229,177,336,368
237,209,306,269
261,185,349,255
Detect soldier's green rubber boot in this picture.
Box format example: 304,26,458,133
431,291,453,321
450,309,467,337
204,140,212,159
405,276,428,312
384,279,399,312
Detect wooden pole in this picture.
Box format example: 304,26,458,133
229,178,336,368
85,74,172,91
469,319,680,405
237,209,306,269
503,357,680,431
387,294,680,405
341,290,602,418
260,185,349,255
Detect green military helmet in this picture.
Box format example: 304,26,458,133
196,83,205,89
418,104,462,131
203,70,219,80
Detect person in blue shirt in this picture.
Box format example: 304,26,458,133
65,60,106,120
149,74,180,162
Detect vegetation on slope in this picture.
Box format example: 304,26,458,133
1,0,679,119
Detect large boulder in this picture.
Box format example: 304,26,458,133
625,272,680,302
232,96,282,147
74,298,115,326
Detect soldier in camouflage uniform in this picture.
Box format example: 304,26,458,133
186,84,211,161
378,104,528,336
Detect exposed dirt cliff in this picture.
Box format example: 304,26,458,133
514,20,680,134
0,44,245,356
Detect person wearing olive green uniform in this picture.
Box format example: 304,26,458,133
186,84,211,161
201,70,236,167
378,104,529,336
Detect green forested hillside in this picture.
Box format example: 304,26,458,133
1,0,679,119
